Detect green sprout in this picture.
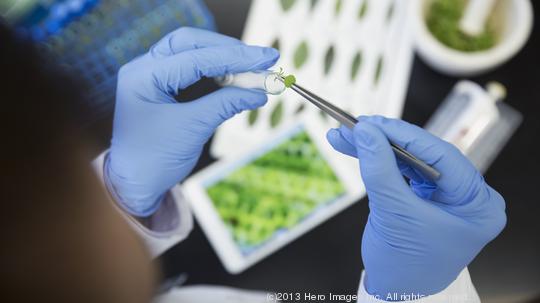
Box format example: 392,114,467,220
284,75,296,88
276,67,297,88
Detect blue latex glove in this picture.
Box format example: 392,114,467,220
326,116,506,299
105,27,279,217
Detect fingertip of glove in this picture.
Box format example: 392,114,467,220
234,87,268,108
326,128,340,144
353,122,376,148
263,47,280,59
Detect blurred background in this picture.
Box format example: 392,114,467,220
3,0,539,302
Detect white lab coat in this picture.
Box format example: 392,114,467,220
93,152,481,303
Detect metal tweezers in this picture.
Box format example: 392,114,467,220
284,80,441,180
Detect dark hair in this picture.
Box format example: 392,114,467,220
0,22,122,302
0,21,93,221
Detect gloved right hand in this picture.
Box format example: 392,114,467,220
326,116,506,299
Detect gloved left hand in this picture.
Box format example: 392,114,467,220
105,27,279,217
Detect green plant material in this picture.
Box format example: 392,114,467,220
335,0,343,16
324,45,335,75
293,41,309,69
350,51,363,81
271,38,280,51
310,0,319,11
427,0,497,52
280,0,296,11
295,103,306,115
276,67,296,88
270,100,284,128
358,0,368,20
283,75,296,88
319,109,328,120
206,131,346,248
248,109,259,126
374,56,383,85
386,2,395,23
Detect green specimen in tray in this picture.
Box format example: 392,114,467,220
335,0,343,16
319,109,328,121
310,0,319,11
427,0,497,52
271,38,280,51
276,67,296,88
280,0,296,11
350,51,363,81
206,131,346,248
386,2,395,23
374,56,383,85
270,100,284,128
293,41,309,69
358,0,368,20
295,103,306,115
324,45,335,75
284,75,296,88
248,109,259,126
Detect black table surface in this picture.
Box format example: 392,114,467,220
90,1,540,302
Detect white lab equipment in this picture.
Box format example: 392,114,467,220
424,80,522,173
212,0,415,160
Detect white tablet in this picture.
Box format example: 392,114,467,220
182,121,364,273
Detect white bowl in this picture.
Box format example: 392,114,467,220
411,0,534,76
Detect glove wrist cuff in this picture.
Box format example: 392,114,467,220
104,153,164,217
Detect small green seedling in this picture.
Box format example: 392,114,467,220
284,75,296,88
276,67,297,88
